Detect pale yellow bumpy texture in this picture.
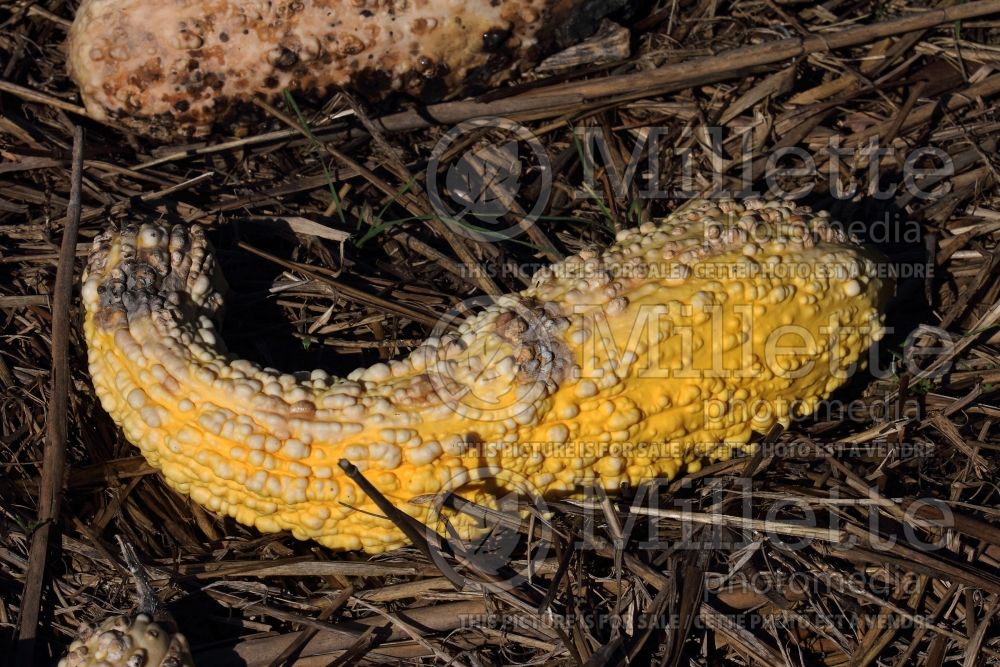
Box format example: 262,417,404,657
83,198,891,553
67,0,625,139
58,614,194,667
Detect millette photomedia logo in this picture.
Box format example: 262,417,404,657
427,117,552,243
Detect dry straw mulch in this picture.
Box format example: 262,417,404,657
4,0,1000,665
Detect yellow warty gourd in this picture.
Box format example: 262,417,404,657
67,0,627,139
83,198,891,553
58,614,194,667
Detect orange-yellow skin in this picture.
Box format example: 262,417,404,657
67,0,626,139
82,198,890,553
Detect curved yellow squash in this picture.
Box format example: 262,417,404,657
83,198,890,552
